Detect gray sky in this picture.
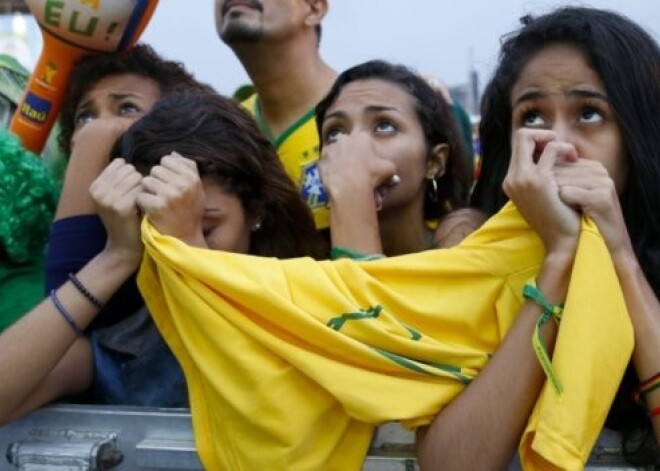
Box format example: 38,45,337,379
142,1,658,97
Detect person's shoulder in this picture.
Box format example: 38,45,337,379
431,208,488,249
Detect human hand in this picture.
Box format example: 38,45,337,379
90,158,144,267
503,129,580,255
319,133,399,211
136,153,207,247
56,117,136,220
553,158,633,259
70,117,133,165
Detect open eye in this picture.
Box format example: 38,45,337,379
118,101,143,117
374,120,397,134
74,109,94,127
579,106,604,124
521,110,546,128
323,126,343,144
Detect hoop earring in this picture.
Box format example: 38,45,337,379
427,178,439,203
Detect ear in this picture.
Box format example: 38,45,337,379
426,143,449,179
304,0,328,27
249,208,266,232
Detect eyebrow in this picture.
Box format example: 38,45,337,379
513,89,609,108
324,105,400,121
107,92,144,101
77,92,144,111
204,208,223,215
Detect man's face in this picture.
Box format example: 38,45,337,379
214,0,308,44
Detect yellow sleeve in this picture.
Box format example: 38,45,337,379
518,218,633,470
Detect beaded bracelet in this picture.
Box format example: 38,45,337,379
68,273,104,309
522,278,564,396
49,289,84,336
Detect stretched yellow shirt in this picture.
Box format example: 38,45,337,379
138,203,632,471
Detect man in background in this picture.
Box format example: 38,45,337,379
215,0,335,229
215,0,475,230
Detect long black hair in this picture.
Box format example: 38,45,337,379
472,7,660,463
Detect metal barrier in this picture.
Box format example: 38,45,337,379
0,404,653,470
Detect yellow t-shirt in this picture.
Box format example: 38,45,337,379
243,95,330,229
139,202,632,471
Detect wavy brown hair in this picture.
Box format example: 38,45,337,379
115,91,327,260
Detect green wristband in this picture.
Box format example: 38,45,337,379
330,246,385,261
523,279,565,396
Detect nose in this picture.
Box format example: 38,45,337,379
94,108,115,120
551,116,572,143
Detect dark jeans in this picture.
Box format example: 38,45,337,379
90,307,189,408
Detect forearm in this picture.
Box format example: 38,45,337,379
416,252,572,470
54,119,128,221
612,253,660,442
328,184,383,256
0,249,136,422
55,154,109,219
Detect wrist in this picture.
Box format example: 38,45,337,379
536,250,574,305
94,247,141,276
544,235,578,261
542,249,575,274
610,248,641,275
328,184,376,210
149,216,205,248
325,175,373,199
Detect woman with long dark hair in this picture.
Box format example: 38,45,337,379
419,6,660,468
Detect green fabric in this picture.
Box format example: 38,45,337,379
0,255,45,333
0,128,55,332
0,54,63,333
330,246,385,261
0,127,59,264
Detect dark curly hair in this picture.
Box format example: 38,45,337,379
315,60,470,221
58,43,214,156
471,7,660,464
115,90,328,260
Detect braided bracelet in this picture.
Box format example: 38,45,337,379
523,278,564,396
68,273,104,309
49,289,84,336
